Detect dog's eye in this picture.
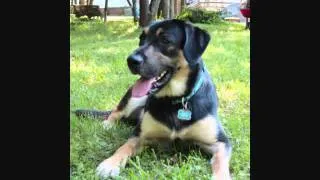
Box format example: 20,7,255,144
160,37,171,44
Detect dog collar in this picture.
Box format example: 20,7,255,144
173,66,205,121
172,67,204,105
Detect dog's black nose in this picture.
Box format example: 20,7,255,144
127,54,143,66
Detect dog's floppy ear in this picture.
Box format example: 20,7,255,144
183,23,211,65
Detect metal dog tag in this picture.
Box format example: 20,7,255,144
177,109,192,121
177,100,192,121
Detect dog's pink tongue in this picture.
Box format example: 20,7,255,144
132,77,155,97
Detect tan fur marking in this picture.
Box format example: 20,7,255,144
140,112,172,140
143,27,149,34
101,137,141,168
156,28,163,36
106,109,123,122
156,51,190,97
140,113,217,145
178,115,218,144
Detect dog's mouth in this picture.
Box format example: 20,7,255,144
131,70,172,97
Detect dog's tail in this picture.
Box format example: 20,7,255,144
72,109,112,120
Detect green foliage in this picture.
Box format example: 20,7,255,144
177,8,222,24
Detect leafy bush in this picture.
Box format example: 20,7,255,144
70,14,104,27
177,8,222,24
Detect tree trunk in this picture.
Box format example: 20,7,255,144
147,0,161,24
162,0,169,19
127,0,138,23
89,0,94,5
175,0,181,15
157,0,163,18
181,0,184,12
132,0,138,23
139,0,149,27
104,0,108,23
169,0,174,19
79,0,85,5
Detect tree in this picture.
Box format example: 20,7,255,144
104,0,108,22
126,0,138,24
140,0,177,27
79,0,85,5
147,0,162,24
161,0,170,19
132,0,138,23
169,0,174,19
139,0,148,27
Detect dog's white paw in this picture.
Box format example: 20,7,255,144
96,160,120,178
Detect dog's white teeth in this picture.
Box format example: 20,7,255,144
160,71,166,78
163,71,167,76
156,71,167,81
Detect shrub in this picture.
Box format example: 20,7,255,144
177,8,222,24
70,14,104,29
70,15,103,24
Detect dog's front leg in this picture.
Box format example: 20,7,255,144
102,88,132,126
96,136,142,178
103,87,148,128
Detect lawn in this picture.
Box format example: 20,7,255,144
70,19,250,180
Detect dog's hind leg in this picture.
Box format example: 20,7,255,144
198,141,232,180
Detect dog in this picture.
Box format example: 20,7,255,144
75,19,232,179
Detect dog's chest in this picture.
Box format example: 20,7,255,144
140,112,218,145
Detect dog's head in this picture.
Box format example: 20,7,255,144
127,19,210,97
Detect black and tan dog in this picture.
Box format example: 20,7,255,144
75,19,232,179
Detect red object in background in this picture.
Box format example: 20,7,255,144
240,9,250,18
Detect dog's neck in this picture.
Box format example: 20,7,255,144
154,60,202,98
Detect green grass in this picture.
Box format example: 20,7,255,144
70,19,250,180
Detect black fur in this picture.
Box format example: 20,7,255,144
117,88,133,111
183,23,211,66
